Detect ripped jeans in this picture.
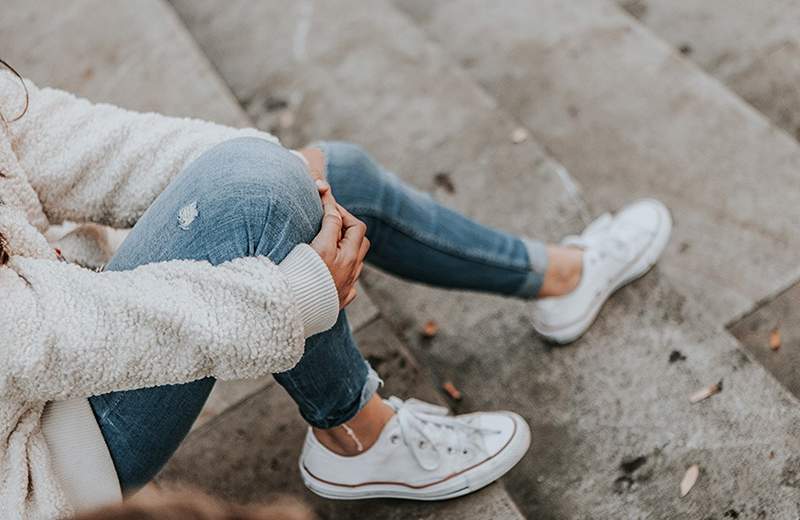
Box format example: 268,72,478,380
88,138,548,493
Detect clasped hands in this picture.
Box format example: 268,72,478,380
299,147,369,309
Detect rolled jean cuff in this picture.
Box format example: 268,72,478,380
514,238,548,299
359,363,384,412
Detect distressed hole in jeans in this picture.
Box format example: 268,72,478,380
177,202,198,230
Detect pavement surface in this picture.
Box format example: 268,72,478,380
396,0,800,327
6,0,800,518
620,0,800,143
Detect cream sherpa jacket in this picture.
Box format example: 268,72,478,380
0,71,340,519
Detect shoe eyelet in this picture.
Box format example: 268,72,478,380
418,440,426,449
390,434,400,444
447,447,454,454
462,449,469,455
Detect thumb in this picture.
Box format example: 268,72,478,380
313,188,342,249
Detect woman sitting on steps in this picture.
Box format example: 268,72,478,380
0,59,672,518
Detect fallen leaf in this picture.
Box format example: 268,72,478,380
433,172,456,193
769,450,776,460
511,127,529,144
421,320,439,338
680,464,699,497
263,96,289,112
689,380,723,403
769,328,782,351
442,381,462,401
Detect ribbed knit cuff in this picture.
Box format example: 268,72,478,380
278,244,340,337
41,398,122,512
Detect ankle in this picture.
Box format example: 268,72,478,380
313,396,395,456
538,246,584,297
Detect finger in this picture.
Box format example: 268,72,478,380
315,189,342,247
343,287,358,307
337,204,361,229
358,237,370,262
315,179,331,195
300,148,327,182
353,262,365,282
338,208,367,254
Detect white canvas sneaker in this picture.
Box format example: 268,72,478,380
532,198,672,344
299,397,531,501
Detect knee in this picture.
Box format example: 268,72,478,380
190,137,323,248
318,142,389,210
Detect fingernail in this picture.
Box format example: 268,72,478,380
315,179,327,189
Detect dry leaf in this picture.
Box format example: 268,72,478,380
433,172,456,194
421,320,439,338
511,127,529,144
689,380,723,403
442,381,462,401
769,450,776,460
769,328,782,351
680,464,699,497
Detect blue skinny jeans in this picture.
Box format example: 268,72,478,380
88,138,548,492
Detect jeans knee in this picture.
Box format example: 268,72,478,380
317,141,389,211
189,137,323,258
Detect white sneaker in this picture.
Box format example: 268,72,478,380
532,198,672,344
299,397,531,501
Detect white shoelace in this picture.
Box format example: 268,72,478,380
563,212,643,264
387,397,501,471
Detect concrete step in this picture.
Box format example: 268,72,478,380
170,0,800,517
613,3,800,405
396,0,800,327
0,0,380,433
619,0,800,144
158,317,526,520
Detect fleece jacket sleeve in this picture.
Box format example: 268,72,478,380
0,243,339,402
3,76,282,228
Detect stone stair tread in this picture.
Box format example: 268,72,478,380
396,0,800,327
620,0,800,143
0,0,248,126
729,286,800,397
159,318,526,520
169,0,800,516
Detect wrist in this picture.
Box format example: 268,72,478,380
278,244,340,337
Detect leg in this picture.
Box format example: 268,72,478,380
314,141,670,345
89,138,379,492
315,142,583,299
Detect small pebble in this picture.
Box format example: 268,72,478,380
511,127,529,144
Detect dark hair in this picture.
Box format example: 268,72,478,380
0,57,29,123
0,57,27,265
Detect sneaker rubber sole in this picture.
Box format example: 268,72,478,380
299,412,531,501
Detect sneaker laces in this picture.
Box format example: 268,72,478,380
562,212,642,264
387,397,501,471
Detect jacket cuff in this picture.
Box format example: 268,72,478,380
278,244,340,337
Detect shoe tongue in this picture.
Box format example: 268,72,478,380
562,214,613,249
582,213,613,238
